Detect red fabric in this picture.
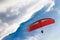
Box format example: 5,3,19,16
28,18,55,32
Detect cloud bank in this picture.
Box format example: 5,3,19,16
0,0,54,40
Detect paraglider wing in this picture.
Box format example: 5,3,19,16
28,18,55,32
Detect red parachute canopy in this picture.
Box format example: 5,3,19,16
28,18,55,32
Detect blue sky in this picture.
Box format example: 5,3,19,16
2,0,60,40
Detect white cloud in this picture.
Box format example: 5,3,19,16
0,0,54,40
46,0,55,12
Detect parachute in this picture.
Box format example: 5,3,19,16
28,18,55,32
